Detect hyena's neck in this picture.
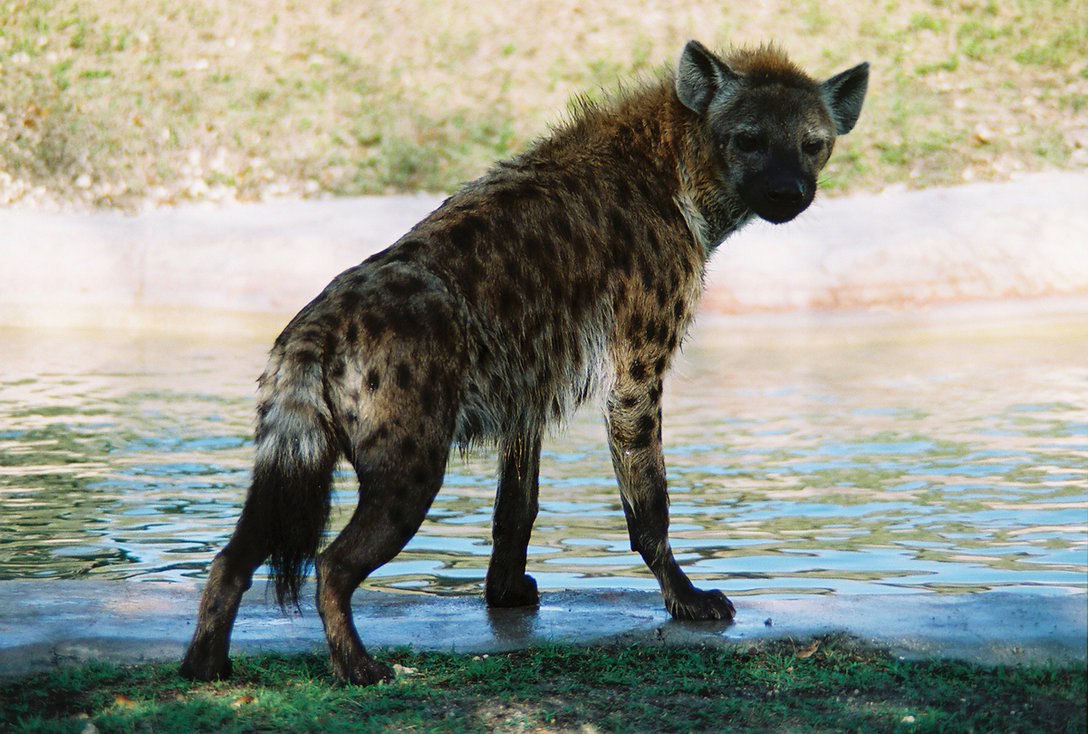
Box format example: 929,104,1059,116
563,80,754,255
672,114,755,252
675,169,754,252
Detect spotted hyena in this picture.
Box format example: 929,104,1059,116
181,40,868,685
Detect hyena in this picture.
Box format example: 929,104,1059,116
181,40,868,685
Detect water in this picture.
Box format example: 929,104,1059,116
1,312,1086,598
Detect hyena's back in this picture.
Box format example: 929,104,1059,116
267,134,700,453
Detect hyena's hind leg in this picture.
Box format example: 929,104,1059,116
179,517,271,680
182,344,341,681
316,438,452,684
486,431,543,608
181,439,336,682
316,367,461,683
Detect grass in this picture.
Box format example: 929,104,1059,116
0,0,1086,210
1,637,1085,733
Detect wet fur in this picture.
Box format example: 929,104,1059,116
181,41,868,685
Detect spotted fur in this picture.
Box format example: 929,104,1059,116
181,40,868,685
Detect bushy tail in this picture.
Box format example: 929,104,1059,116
239,350,338,610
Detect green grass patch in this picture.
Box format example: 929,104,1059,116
1,637,1084,733
0,0,1084,209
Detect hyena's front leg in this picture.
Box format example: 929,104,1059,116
605,379,735,622
486,431,542,607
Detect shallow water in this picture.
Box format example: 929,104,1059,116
1,311,1086,598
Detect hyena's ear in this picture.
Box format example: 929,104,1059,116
821,62,870,136
676,40,740,115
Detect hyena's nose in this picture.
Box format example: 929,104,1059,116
767,179,805,205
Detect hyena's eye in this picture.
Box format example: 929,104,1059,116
733,132,762,153
802,138,825,156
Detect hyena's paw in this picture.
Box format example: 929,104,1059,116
179,649,233,681
331,654,395,686
485,572,540,608
666,587,736,622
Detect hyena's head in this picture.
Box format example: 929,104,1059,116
676,40,868,224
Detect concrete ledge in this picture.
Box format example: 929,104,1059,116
1,580,1084,679
1,173,1086,331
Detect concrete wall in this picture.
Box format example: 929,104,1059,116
1,173,1085,332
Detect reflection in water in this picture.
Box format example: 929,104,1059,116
1,314,1086,597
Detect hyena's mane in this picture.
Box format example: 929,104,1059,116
723,44,816,87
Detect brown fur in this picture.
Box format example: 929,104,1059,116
180,41,868,685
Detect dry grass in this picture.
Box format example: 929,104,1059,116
1,0,1085,210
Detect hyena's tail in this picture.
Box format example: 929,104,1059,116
239,345,339,610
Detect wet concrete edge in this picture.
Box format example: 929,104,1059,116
1,580,1084,679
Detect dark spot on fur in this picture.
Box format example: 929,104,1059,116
383,250,412,265
654,356,667,375
644,319,659,344
650,382,663,403
366,369,380,392
553,215,573,243
548,275,566,303
643,222,660,252
673,299,685,320
398,238,424,257
614,279,627,303
626,310,639,343
346,410,358,424
614,179,633,208
639,262,655,291
656,321,671,346
609,207,632,243
632,414,656,448
330,359,346,379
346,320,359,344
629,360,647,382
421,385,436,413
498,285,521,314
387,307,415,337
294,348,319,364
360,424,390,452
570,282,590,313
395,362,412,389
341,289,364,314
449,216,483,251
503,256,520,281
583,195,600,224
655,284,668,308
362,312,387,338
411,463,432,486
385,273,427,299
522,340,538,366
